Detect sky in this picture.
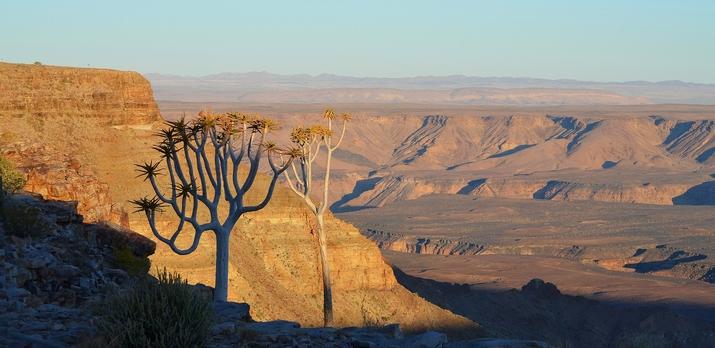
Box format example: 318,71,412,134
1,0,714,83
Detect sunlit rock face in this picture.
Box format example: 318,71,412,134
0,62,161,224
0,61,160,125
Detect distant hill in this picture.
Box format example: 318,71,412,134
145,71,715,104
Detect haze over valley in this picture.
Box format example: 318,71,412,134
148,71,715,104
3,1,715,346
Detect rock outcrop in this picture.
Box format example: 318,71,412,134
0,194,155,347
395,271,715,348
1,142,127,225
0,62,160,125
209,301,542,348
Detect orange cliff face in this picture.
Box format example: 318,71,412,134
0,62,479,334
0,61,160,125
0,61,161,224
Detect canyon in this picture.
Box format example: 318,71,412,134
0,62,477,334
4,61,715,346
159,102,715,210
157,101,715,345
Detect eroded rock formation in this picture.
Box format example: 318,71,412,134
0,61,159,125
2,142,127,225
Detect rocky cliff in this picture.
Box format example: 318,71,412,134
0,194,155,346
0,62,477,334
1,142,127,225
0,62,159,125
0,62,162,223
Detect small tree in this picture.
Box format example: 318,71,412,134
0,156,27,196
283,108,350,326
132,112,295,302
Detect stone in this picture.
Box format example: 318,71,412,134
521,279,561,299
105,268,129,283
446,338,551,348
49,264,81,279
6,287,30,300
377,323,403,339
240,320,301,336
404,331,448,348
351,339,377,348
0,62,160,125
21,250,56,269
212,322,237,335
214,301,251,323
91,222,156,257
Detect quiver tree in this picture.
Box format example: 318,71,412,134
132,112,295,302
283,108,350,326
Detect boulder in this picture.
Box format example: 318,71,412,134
521,279,561,299
213,301,251,323
90,222,156,257
404,331,448,348
447,338,551,348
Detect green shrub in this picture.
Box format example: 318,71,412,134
97,269,214,348
112,245,150,275
0,156,26,196
1,198,56,238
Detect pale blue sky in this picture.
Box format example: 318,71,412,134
1,0,713,82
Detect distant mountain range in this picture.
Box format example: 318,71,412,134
145,71,715,105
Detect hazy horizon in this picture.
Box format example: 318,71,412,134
145,69,715,85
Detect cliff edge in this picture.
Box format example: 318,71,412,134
0,62,159,125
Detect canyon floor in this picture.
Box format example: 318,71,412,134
339,196,715,313
340,196,715,346
158,101,715,344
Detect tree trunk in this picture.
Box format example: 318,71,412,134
316,214,334,326
214,231,230,302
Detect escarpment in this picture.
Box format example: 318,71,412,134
2,142,127,225
0,62,477,333
0,62,159,125
0,62,162,224
316,113,715,209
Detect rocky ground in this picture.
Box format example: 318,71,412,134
0,194,155,346
208,302,548,348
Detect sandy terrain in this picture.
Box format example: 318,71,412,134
340,196,715,282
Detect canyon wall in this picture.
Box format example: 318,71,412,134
0,62,476,333
0,62,160,125
0,62,161,223
314,113,715,209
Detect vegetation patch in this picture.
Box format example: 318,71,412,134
97,269,213,348
111,245,150,275
0,155,26,197
1,198,56,238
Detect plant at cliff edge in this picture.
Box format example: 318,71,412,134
0,155,26,196
131,112,295,302
283,108,351,326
